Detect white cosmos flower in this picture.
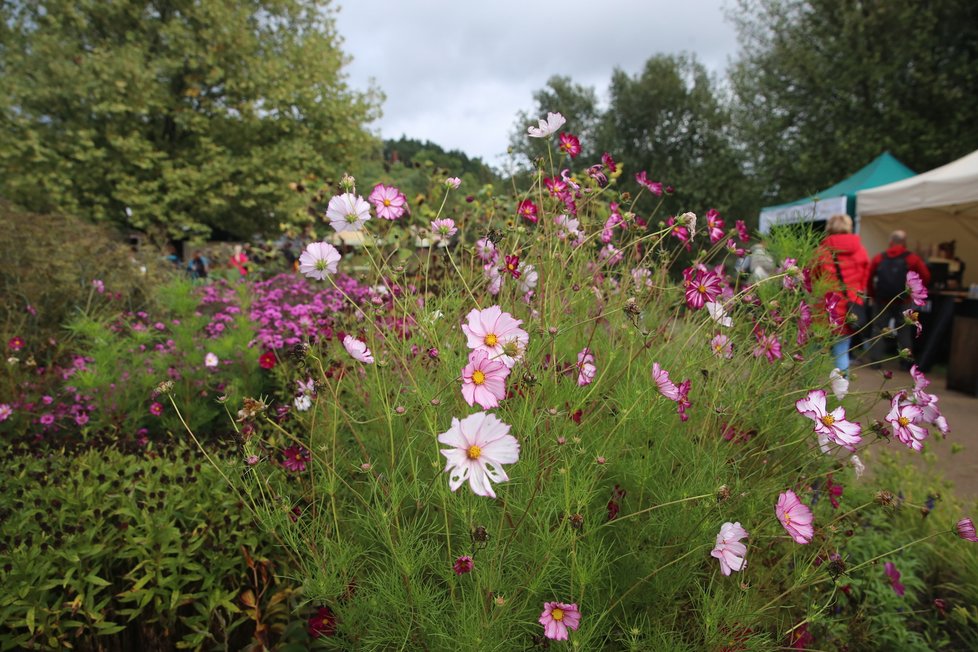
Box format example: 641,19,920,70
294,395,312,412
298,242,341,280
204,352,219,368
527,112,566,138
706,301,733,328
850,454,865,478
326,192,371,232
438,411,520,498
830,368,850,401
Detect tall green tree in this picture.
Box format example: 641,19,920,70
0,0,381,239
730,0,978,204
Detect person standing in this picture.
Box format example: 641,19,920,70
814,214,870,374
867,230,931,363
229,244,249,277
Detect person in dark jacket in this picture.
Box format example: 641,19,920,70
814,214,870,373
867,230,931,363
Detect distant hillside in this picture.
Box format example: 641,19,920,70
383,137,499,186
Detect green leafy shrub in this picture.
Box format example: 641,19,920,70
0,442,308,650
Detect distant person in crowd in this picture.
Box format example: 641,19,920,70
868,230,931,364
814,214,870,374
282,241,298,272
229,244,249,276
164,244,181,267
928,240,965,290
747,240,775,282
187,250,209,280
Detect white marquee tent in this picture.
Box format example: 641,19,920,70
857,149,978,284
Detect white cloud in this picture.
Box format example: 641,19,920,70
334,0,739,164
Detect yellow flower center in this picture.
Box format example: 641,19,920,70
784,513,791,524
697,284,707,294
484,333,498,347
821,414,835,427
898,416,910,427
471,370,486,385
383,198,392,207
467,445,482,460
551,608,564,621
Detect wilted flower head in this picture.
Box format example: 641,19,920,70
453,555,474,575
237,397,267,422
830,368,849,401
527,111,566,138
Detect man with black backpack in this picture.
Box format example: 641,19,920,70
868,230,931,364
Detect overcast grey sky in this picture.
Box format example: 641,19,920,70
333,0,740,165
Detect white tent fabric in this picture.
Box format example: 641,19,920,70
857,149,978,285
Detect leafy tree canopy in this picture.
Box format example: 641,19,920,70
0,0,381,240
730,0,978,204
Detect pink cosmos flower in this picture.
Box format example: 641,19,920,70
884,562,906,596
795,389,862,451
204,352,219,368
326,192,371,232
558,132,581,158
797,302,813,346
8,336,24,351
539,602,581,641
368,183,408,220
577,348,596,386
39,413,55,426
149,402,163,417
282,445,310,472
667,215,692,250
635,170,663,196
599,243,623,266
906,271,928,306
445,177,462,189
753,330,782,362
430,218,457,241
705,208,725,244
544,176,568,197
518,199,539,224
299,241,342,280
676,379,692,422
484,264,503,295
601,152,617,172
735,220,749,243
500,254,521,279
711,333,733,359
438,411,520,498
462,305,529,368
453,555,474,575
726,238,746,257
711,521,749,576
957,517,977,542
475,237,497,263
776,490,814,544
343,335,374,364
652,362,681,400
824,291,846,328
527,111,566,138
0,404,11,422
461,349,510,409
886,392,928,451
683,268,723,310
92,279,105,293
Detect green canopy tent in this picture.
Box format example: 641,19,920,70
759,152,915,233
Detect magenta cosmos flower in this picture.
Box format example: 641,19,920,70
683,267,722,310
705,208,725,244
886,392,928,451
282,444,310,472
956,517,977,542
149,402,163,417
539,602,581,641
906,271,928,306
527,111,566,138
518,199,539,224
558,132,581,158
438,411,520,498
461,349,509,409
712,521,749,576
635,170,663,196
298,242,341,280
462,305,529,369
884,562,906,596
776,490,814,544
453,555,474,575
342,335,374,364
368,183,408,220
8,336,25,351
326,192,371,232
795,389,862,451
577,348,596,386
753,330,782,362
